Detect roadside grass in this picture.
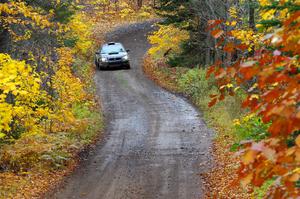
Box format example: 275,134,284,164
177,67,246,140
144,55,245,140
143,55,252,198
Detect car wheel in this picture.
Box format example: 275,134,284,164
125,64,131,69
96,63,104,70
95,61,100,70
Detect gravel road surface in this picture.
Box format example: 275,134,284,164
52,21,213,199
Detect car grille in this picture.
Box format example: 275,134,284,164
108,58,122,61
108,61,123,66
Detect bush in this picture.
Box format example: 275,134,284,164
0,134,56,172
233,114,270,142
176,67,246,143
167,41,204,68
178,67,216,98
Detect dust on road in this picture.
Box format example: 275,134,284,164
52,21,213,199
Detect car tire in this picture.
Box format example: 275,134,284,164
125,64,131,69
95,61,100,70
99,64,106,70
96,62,104,70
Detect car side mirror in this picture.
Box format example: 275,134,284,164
126,49,130,53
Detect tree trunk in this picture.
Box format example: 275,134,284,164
0,0,10,53
248,0,256,56
249,0,256,31
137,0,143,9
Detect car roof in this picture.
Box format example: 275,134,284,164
102,42,123,47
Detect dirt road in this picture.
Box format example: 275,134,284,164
53,21,213,199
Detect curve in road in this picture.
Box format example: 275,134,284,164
52,21,213,199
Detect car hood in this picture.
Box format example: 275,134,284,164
101,52,127,58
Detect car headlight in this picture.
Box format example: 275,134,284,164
122,55,129,61
101,57,108,62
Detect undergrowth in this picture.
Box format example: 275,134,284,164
144,56,245,141
0,65,103,198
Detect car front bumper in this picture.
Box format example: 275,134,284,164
100,60,129,67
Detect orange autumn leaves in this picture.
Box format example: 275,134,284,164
207,1,300,198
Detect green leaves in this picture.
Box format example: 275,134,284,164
0,132,6,139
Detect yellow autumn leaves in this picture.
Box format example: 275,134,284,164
0,47,88,139
0,54,46,136
148,24,190,58
51,48,86,131
0,1,53,41
225,1,295,52
67,13,93,55
258,0,300,6
0,9,94,139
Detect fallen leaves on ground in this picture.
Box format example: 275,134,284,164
201,134,251,198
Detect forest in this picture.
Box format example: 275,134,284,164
146,0,300,198
0,0,299,198
0,0,155,197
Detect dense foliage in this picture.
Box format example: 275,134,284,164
0,0,90,144
207,0,300,197
0,0,155,197
2,0,299,197
155,0,238,67
152,0,300,197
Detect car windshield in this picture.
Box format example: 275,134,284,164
101,44,125,54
